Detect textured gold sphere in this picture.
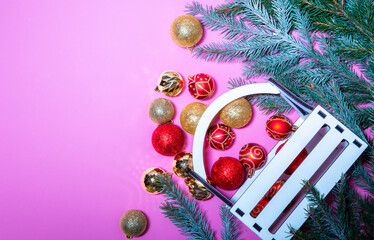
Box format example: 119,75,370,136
170,14,203,48
219,98,252,128
140,167,171,194
148,98,175,124
180,102,207,135
185,177,213,201
120,210,147,239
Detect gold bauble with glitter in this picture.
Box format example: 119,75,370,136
155,70,184,97
185,177,213,201
140,167,171,194
180,102,207,135
173,152,193,178
170,14,203,48
120,210,148,239
219,98,252,128
148,98,175,124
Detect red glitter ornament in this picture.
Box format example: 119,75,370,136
265,115,295,140
211,157,245,190
207,124,236,150
265,180,285,200
239,143,267,177
250,197,268,218
276,142,308,175
188,73,216,100
152,122,184,156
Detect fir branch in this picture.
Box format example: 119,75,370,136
219,205,239,240
156,175,215,240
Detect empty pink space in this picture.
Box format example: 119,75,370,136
0,1,296,239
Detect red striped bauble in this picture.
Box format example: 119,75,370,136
239,143,267,178
265,115,294,140
207,123,236,150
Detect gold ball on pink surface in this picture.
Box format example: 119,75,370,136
140,167,171,194
180,102,208,135
120,210,147,239
219,98,252,128
170,14,203,48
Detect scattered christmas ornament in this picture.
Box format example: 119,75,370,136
185,177,213,201
265,180,285,200
152,122,185,156
148,98,175,124
187,73,216,100
173,152,193,178
265,114,296,140
120,210,148,239
250,197,268,218
141,167,171,194
219,98,253,128
207,123,236,150
211,157,245,190
170,14,203,48
180,102,207,134
155,70,184,97
239,143,267,178
276,142,308,175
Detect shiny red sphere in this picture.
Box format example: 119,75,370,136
265,115,293,140
152,122,184,156
239,143,267,177
188,73,216,100
265,180,285,200
250,197,268,218
207,124,236,150
211,157,245,190
276,142,308,175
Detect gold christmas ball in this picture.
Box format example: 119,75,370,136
140,167,171,194
180,102,207,135
170,14,203,48
219,98,252,128
185,177,213,201
155,70,184,97
120,210,148,239
173,152,193,178
148,98,175,124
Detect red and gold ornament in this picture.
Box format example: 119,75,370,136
250,197,268,218
188,73,216,100
265,115,296,140
265,180,285,200
211,157,245,190
276,142,308,175
207,123,236,150
239,143,267,178
151,122,184,156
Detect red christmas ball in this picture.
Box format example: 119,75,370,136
265,115,294,140
239,143,267,177
207,124,236,150
188,73,216,100
276,142,308,175
211,157,245,190
152,122,184,156
265,180,285,200
250,197,268,218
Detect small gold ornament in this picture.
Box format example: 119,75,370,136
120,210,148,239
185,177,213,201
170,14,203,48
219,98,252,128
180,102,207,135
148,98,175,124
155,70,184,97
140,167,171,194
173,152,193,178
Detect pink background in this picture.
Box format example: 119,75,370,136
0,1,297,239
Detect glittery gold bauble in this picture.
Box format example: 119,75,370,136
180,102,207,135
219,98,252,128
148,98,175,124
185,177,213,201
140,167,171,194
120,210,148,239
170,14,203,48
155,70,184,97
173,152,193,178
